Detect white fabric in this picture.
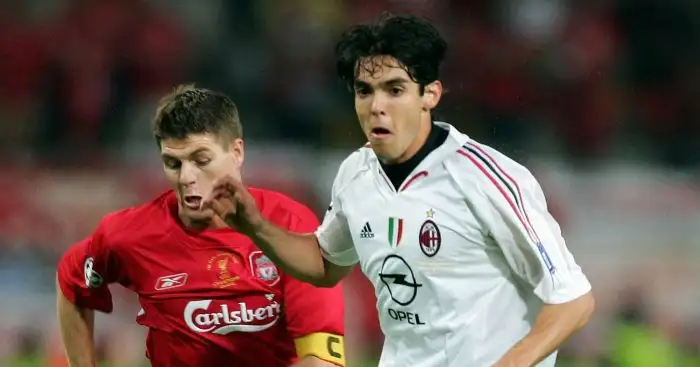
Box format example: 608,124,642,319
315,122,591,366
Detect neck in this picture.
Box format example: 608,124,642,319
387,119,433,164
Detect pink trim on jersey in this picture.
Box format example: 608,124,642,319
466,142,542,244
400,170,428,191
456,149,539,244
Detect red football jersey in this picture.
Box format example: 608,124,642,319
57,188,345,367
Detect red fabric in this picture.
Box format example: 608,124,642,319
57,189,344,367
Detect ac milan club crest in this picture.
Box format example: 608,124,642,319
249,251,280,286
418,220,441,257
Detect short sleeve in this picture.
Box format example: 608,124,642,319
314,169,358,267
56,218,125,313
455,143,591,305
285,208,346,365
484,170,591,304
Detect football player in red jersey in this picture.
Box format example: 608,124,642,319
56,85,346,367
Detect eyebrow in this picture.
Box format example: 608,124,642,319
383,77,410,86
354,80,370,89
162,147,211,159
354,77,411,89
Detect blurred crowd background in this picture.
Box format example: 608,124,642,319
1,0,700,366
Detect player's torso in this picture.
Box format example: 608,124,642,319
338,144,539,365
119,229,295,366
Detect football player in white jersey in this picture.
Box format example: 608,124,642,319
204,13,595,367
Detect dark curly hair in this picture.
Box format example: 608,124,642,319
335,12,447,94
152,84,242,146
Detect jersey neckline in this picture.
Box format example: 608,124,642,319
370,121,470,193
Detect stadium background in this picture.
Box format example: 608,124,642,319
1,0,700,366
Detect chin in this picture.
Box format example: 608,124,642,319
373,149,401,164
183,208,215,223
370,144,387,155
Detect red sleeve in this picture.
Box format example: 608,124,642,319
283,208,345,339
56,216,125,313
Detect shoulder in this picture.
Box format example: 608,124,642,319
446,139,538,196
249,187,319,230
96,190,174,246
332,144,374,193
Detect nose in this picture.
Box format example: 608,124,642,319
370,93,387,116
179,161,197,186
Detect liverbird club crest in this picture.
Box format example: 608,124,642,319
249,251,280,286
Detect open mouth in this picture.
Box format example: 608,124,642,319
370,127,392,139
183,195,203,210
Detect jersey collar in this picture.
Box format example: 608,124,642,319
369,121,470,192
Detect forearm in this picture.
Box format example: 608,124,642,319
494,291,595,366
56,279,97,367
248,219,328,285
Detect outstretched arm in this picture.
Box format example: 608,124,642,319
246,220,352,287
205,176,355,287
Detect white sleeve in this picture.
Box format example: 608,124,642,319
315,201,358,266
484,171,591,304
314,165,359,267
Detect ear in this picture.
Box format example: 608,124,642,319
422,81,442,111
229,138,245,167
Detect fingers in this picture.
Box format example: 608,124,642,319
203,190,231,212
203,175,245,215
202,175,260,231
213,175,245,193
204,175,238,202
209,196,235,218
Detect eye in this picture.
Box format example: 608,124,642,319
389,87,403,96
355,87,371,98
195,158,211,166
164,159,181,170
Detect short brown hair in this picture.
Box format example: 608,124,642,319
152,84,243,145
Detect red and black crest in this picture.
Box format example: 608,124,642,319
418,220,441,257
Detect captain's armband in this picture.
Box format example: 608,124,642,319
294,332,345,366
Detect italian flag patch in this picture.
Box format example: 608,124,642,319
387,217,404,247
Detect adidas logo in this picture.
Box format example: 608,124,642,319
360,222,374,239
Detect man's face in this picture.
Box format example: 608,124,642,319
160,133,244,225
353,56,441,164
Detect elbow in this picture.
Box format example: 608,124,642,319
289,267,340,288
310,276,341,288
308,258,347,288
576,291,596,329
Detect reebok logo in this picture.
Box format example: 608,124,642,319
155,273,188,290
360,222,374,239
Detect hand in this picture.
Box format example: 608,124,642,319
203,175,264,234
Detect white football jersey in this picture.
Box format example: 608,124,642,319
315,122,591,367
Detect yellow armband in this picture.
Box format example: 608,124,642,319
294,332,346,366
